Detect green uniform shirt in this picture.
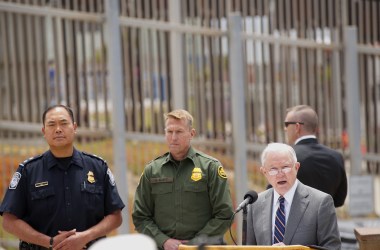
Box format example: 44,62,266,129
132,146,234,249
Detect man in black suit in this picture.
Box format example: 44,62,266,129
284,105,347,207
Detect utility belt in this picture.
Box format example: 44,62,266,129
19,237,104,250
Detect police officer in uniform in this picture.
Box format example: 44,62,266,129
0,105,125,250
132,109,233,250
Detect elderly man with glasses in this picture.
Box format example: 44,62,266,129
246,142,341,249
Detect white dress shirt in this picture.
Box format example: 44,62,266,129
271,180,299,242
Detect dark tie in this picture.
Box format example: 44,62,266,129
274,196,286,243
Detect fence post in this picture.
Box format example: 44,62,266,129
343,26,362,176
331,29,343,142
168,0,185,109
105,0,129,233
343,27,375,216
229,12,248,244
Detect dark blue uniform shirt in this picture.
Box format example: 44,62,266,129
0,148,125,237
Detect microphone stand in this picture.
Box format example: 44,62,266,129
242,206,248,245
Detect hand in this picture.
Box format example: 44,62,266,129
272,242,286,246
54,230,88,250
52,229,76,248
163,238,187,250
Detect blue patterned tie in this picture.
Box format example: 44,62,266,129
274,196,286,243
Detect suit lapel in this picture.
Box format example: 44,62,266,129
256,189,273,245
261,191,274,245
284,183,310,245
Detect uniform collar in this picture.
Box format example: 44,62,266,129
165,146,197,165
46,148,83,169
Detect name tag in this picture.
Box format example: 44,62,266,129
35,181,48,187
150,177,173,183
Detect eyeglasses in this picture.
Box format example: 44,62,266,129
284,121,304,127
266,166,293,176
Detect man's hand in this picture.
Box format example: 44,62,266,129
163,238,188,250
54,230,88,250
51,229,76,248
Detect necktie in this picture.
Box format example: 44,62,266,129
274,196,286,243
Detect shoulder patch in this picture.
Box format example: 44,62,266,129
83,152,106,163
217,166,228,179
107,168,116,186
9,172,21,189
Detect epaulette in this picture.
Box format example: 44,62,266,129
83,152,107,163
195,151,219,162
148,152,169,164
19,154,43,167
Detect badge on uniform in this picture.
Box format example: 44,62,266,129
218,166,227,179
107,168,116,186
87,171,96,183
9,172,21,189
191,167,203,181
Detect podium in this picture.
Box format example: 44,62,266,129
354,227,380,250
179,245,311,250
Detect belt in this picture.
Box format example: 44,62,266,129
19,241,48,250
19,236,104,250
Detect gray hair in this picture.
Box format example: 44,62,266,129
261,142,297,166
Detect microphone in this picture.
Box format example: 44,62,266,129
235,190,258,213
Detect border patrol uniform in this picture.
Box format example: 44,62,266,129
0,148,125,248
132,146,233,249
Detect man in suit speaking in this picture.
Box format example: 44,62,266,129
247,143,341,249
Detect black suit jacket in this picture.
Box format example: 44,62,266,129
294,138,347,207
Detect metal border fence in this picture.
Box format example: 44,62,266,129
1,0,380,245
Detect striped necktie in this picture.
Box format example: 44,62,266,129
274,196,286,243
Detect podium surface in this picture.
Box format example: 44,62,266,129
354,227,380,250
179,245,310,250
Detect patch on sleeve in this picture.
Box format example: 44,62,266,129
107,168,116,186
9,172,21,189
218,166,227,179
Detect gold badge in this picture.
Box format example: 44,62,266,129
87,171,96,183
191,167,203,181
218,166,227,179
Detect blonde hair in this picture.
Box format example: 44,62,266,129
164,109,193,127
